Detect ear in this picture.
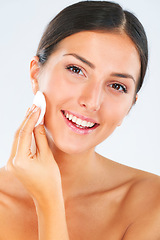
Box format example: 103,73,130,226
135,94,138,103
30,56,40,95
117,119,123,127
117,94,138,127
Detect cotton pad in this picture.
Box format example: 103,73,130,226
33,91,46,127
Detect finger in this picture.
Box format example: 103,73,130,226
33,120,50,156
25,107,31,118
9,107,33,159
7,107,34,170
17,106,41,156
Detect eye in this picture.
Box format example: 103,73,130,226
109,83,127,93
66,65,84,76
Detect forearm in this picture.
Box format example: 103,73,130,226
6,106,70,239
35,194,69,240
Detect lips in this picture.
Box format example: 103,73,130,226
61,110,99,134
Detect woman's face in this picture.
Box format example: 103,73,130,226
33,31,140,154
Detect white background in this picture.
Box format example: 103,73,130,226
0,0,160,175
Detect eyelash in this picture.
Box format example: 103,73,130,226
66,65,84,76
109,83,127,93
66,65,127,93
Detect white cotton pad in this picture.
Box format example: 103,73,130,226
33,91,46,127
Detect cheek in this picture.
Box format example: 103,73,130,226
41,69,69,104
42,70,80,126
101,96,133,126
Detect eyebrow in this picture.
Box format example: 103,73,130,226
63,53,95,69
111,73,136,84
63,53,136,84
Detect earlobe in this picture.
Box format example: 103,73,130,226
30,56,40,95
117,120,123,127
133,93,138,105
118,94,138,127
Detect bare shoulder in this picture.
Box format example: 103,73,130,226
122,172,160,239
126,167,160,209
0,167,22,237
98,153,160,195
0,166,34,209
100,154,160,239
0,166,29,198
108,156,160,207
120,167,160,239
0,167,37,240
0,166,30,217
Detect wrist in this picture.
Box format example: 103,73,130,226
34,193,69,240
33,185,64,210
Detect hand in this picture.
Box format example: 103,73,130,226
6,105,62,204
6,105,69,240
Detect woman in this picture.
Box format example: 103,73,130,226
0,1,160,239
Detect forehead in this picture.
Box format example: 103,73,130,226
57,30,139,57
52,31,141,81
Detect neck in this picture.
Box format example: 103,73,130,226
52,143,96,174
46,134,99,201
31,130,102,201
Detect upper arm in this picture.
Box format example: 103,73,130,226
122,197,160,240
122,175,160,240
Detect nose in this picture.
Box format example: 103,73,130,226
78,81,103,112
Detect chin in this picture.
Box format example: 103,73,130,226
45,121,106,156
53,138,94,155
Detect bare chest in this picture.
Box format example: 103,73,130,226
0,194,128,240
0,194,38,240
65,195,128,240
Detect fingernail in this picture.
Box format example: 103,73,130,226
33,106,39,112
39,119,44,125
25,107,30,117
30,104,36,111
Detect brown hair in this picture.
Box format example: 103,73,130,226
36,1,148,93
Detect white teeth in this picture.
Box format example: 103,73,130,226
87,122,94,127
64,112,95,128
81,120,87,127
72,116,77,123
89,122,95,127
76,118,82,125
87,122,90,127
69,114,72,121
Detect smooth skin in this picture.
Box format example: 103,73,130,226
0,31,160,240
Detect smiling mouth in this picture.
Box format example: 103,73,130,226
61,110,99,130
